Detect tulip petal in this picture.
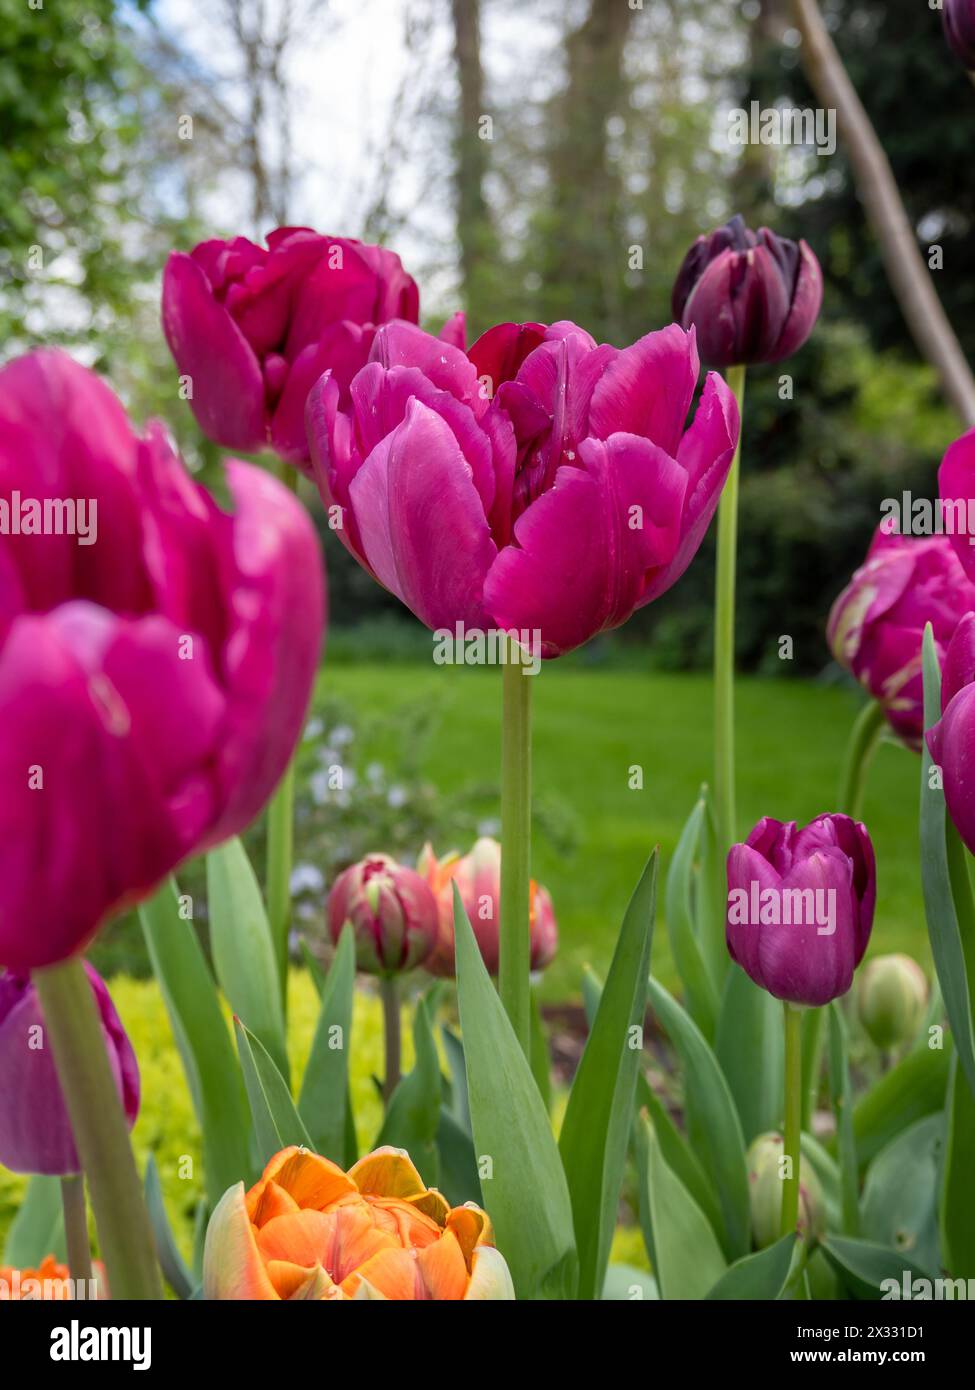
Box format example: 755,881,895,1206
258,1146,357,1210
348,1146,428,1200
416,1229,470,1299
203,1183,281,1300
464,1244,517,1300
161,253,267,452
588,323,699,458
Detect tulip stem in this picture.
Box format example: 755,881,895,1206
838,698,885,821
714,364,746,861
500,642,533,1059
782,1001,803,1238
33,958,162,1300
267,758,296,1016
60,1175,93,1291
380,978,401,1104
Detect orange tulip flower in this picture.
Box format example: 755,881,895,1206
0,1254,72,1300
204,1145,515,1300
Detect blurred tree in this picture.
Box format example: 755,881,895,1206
449,0,499,315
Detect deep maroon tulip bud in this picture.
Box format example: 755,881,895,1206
327,854,438,975
672,214,823,367
944,0,975,69
0,965,139,1175
726,814,876,1006
827,525,975,748
926,613,975,857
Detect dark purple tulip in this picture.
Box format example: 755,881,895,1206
672,215,823,367
0,964,139,1175
927,613,975,856
827,524,975,749
726,815,876,1007
944,0,975,69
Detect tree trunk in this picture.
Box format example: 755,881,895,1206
450,0,496,316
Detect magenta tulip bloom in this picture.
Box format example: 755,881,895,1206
307,318,739,657
944,0,975,68
0,964,139,1174
726,815,876,1006
926,613,975,856
827,523,975,748
327,853,439,975
0,351,325,971
672,215,822,367
162,227,420,465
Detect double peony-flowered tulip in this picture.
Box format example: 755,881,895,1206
827,523,975,748
0,351,325,970
726,814,876,1006
204,1144,514,1300
307,318,740,657
0,963,138,1175
672,215,823,368
162,227,422,464
943,0,975,69
418,836,557,977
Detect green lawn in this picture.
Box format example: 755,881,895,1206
323,662,925,999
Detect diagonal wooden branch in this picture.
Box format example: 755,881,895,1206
791,0,975,427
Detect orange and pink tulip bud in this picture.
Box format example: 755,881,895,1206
203,1145,515,1301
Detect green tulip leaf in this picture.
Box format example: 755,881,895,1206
665,795,720,1039
920,625,975,1098
235,1017,311,1165
861,1114,942,1278
207,838,289,1081
820,1235,929,1300
140,877,252,1207
297,923,356,1165
529,985,553,1113
602,1263,659,1300
144,1153,194,1300
441,1025,471,1133
827,1001,859,1236
706,1233,797,1300
436,1105,483,1209
940,1057,975,1280
852,1039,950,1170
635,1111,727,1300
715,963,784,1144
560,850,657,1300
2,1175,65,1267
453,884,577,1300
648,975,750,1259
377,991,442,1187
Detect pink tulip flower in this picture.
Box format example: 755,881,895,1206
162,228,420,465
0,350,325,970
307,318,739,658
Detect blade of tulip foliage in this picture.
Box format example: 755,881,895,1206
2,1175,65,1267
453,883,578,1299
377,992,442,1186
140,878,252,1208
861,1115,941,1278
144,1154,194,1300
634,1111,727,1300
715,963,784,1144
559,851,657,1300
648,976,750,1259
852,1042,951,1171
705,1233,797,1300
827,1002,859,1236
207,838,289,1082
529,986,553,1113
920,624,975,1098
940,1057,975,1279
602,1264,659,1300
300,939,327,998
665,795,720,1040
235,1017,312,1164
441,1025,471,1132
297,923,355,1165
820,1235,929,1300
436,1106,483,1209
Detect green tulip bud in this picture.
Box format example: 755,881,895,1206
747,1131,823,1249
857,953,928,1050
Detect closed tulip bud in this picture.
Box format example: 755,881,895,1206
672,214,823,367
944,0,975,69
0,965,139,1175
827,525,975,749
857,954,928,1050
747,1132,823,1249
162,229,420,465
204,1144,514,1300
726,815,876,1006
417,837,558,977
926,613,975,858
327,854,438,975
